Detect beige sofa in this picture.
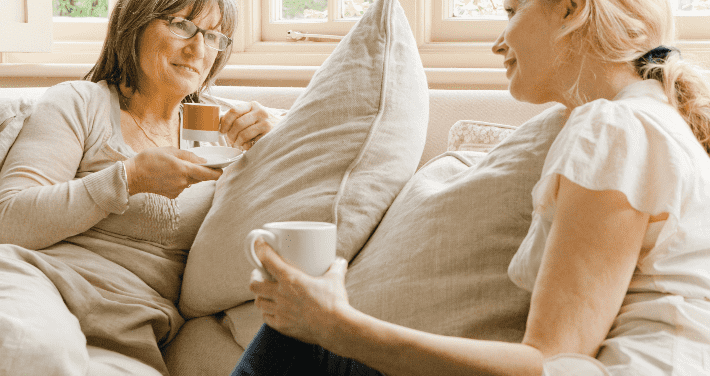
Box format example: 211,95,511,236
0,84,554,375
167,85,555,375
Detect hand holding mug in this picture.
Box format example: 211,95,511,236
220,101,280,150
244,221,337,280
247,223,350,346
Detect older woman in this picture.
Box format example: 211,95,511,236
0,0,279,375
234,0,710,375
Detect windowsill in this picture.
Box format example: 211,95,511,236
0,63,510,90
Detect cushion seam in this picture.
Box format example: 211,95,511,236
330,0,395,226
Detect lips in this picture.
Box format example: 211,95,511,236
504,58,517,70
173,63,199,74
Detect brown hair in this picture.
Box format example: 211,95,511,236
553,0,710,154
84,0,237,104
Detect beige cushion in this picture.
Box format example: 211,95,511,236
448,120,516,153
179,0,428,318
345,104,568,342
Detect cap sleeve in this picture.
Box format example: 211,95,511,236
532,99,687,224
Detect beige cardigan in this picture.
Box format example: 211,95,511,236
0,80,216,375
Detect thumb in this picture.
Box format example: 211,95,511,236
258,240,299,281
324,257,348,281
174,148,207,164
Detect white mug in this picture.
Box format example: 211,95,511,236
244,221,337,280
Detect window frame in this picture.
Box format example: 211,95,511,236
1,0,709,89
0,0,53,53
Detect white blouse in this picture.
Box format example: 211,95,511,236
509,80,710,375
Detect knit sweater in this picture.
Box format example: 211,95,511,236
0,80,221,375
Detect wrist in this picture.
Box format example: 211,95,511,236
321,303,360,356
123,158,139,195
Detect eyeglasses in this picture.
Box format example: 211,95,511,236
159,16,232,51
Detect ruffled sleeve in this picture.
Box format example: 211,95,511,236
532,98,691,244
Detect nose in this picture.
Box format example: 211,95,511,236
492,31,507,57
185,31,206,59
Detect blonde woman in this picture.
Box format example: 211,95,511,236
234,0,710,374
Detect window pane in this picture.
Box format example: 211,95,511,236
674,0,710,12
452,0,506,18
341,0,374,19
53,0,108,17
280,0,328,20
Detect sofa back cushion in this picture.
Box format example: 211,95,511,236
345,104,568,342
179,0,428,318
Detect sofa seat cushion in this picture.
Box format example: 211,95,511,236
179,0,428,318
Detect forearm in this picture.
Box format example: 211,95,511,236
327,306,544,376
0,162,129,249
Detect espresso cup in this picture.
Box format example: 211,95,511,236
244,221,337,280
182,103,220,142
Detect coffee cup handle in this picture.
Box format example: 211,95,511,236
245,229,277,280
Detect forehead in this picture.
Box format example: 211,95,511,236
174,1,222,29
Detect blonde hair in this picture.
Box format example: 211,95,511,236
555,0,710,154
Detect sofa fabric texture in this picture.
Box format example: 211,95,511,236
179,0,429,317
344,104,568,342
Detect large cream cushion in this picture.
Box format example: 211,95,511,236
344,104,568,341
179,0,428,318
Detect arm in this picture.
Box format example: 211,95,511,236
0,84,127,249
522,176,648,357
251,176,648,375
0,84,222,249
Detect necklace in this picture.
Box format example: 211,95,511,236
120,96,174,148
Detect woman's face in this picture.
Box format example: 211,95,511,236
492,0,570,104
137,2,222,99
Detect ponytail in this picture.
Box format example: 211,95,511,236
636,49,710,155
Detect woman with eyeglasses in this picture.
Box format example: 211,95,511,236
0,0,279,375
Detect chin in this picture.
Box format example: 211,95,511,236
171,80,201,98
509,83,554,105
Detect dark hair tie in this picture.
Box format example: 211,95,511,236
634,46,680,79
635,46,680,67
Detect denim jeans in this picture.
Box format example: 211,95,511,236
231,324,386,376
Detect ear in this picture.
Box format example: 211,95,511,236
561,0,583,19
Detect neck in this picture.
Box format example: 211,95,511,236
557,59,643,109
119,82,184,132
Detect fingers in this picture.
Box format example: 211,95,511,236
219,103,253,134
257,240,302,282
173,148,207,164
325,258,349,280
250,270,277,299
185,163,223,182
220,102,274,149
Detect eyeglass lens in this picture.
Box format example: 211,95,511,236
169,17,230,51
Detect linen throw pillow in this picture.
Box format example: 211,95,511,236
180,0,428,318
345,104,568,342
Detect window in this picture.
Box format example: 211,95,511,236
53,0,109,17
0,0,53,52
52,0,115,43
432,0,710,42
1,0,709,88
260,0,374,41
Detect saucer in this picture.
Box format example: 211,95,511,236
187,146,243,168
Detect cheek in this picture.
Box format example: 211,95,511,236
203,53,219,76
